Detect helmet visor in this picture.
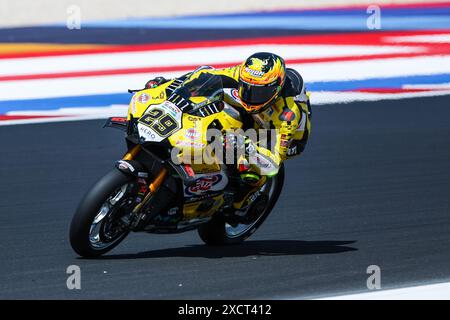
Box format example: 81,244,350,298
238,80,278,106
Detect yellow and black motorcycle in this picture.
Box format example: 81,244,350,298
69,73,284,257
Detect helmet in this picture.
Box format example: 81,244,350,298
238,52,286,114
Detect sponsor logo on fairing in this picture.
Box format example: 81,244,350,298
185,174,223,195
186,128,200,140
138,93,150,104
176,140,205,148
131,94,137,114
138,124,156,141
163,101,181,117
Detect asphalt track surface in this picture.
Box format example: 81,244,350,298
1,95,450,299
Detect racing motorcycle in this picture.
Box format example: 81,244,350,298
69,73,284,257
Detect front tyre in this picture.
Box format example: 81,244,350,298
69,169,135,257
198,164,285,245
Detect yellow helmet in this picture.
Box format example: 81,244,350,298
238,52,286,114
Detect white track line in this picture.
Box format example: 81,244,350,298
0,44,418,77
387,34,450,43
312,89,450,104
2,55,450,101
2,90,450,126
318,282,450,300
0,115,117,126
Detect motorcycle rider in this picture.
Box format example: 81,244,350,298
145,52,311,212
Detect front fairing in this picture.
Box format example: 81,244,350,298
126,74,243,151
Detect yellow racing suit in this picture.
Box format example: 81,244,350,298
145,65,311,210
201,65,312,177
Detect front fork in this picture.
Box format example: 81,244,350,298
119,145,168,229
121,145,168,193
122,144,141,161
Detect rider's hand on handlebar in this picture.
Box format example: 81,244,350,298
223,133,257,169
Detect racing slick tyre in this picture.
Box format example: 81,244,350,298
69,168,134,257
198,164,285,245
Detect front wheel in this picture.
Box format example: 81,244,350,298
69,169,135,257
198,164,285,245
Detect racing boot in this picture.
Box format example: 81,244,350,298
232,172,267,211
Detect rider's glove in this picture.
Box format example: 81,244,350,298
145,76,168,89
223,133,256,171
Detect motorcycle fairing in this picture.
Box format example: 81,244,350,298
137,100,183,142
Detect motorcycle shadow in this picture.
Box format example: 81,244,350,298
94,240,357,260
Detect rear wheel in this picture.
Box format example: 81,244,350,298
198,164,285,245
69,169,135,257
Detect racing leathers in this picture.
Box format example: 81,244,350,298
203,65,311,177
145,65,312,209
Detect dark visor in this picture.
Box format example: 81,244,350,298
238,80,278,105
